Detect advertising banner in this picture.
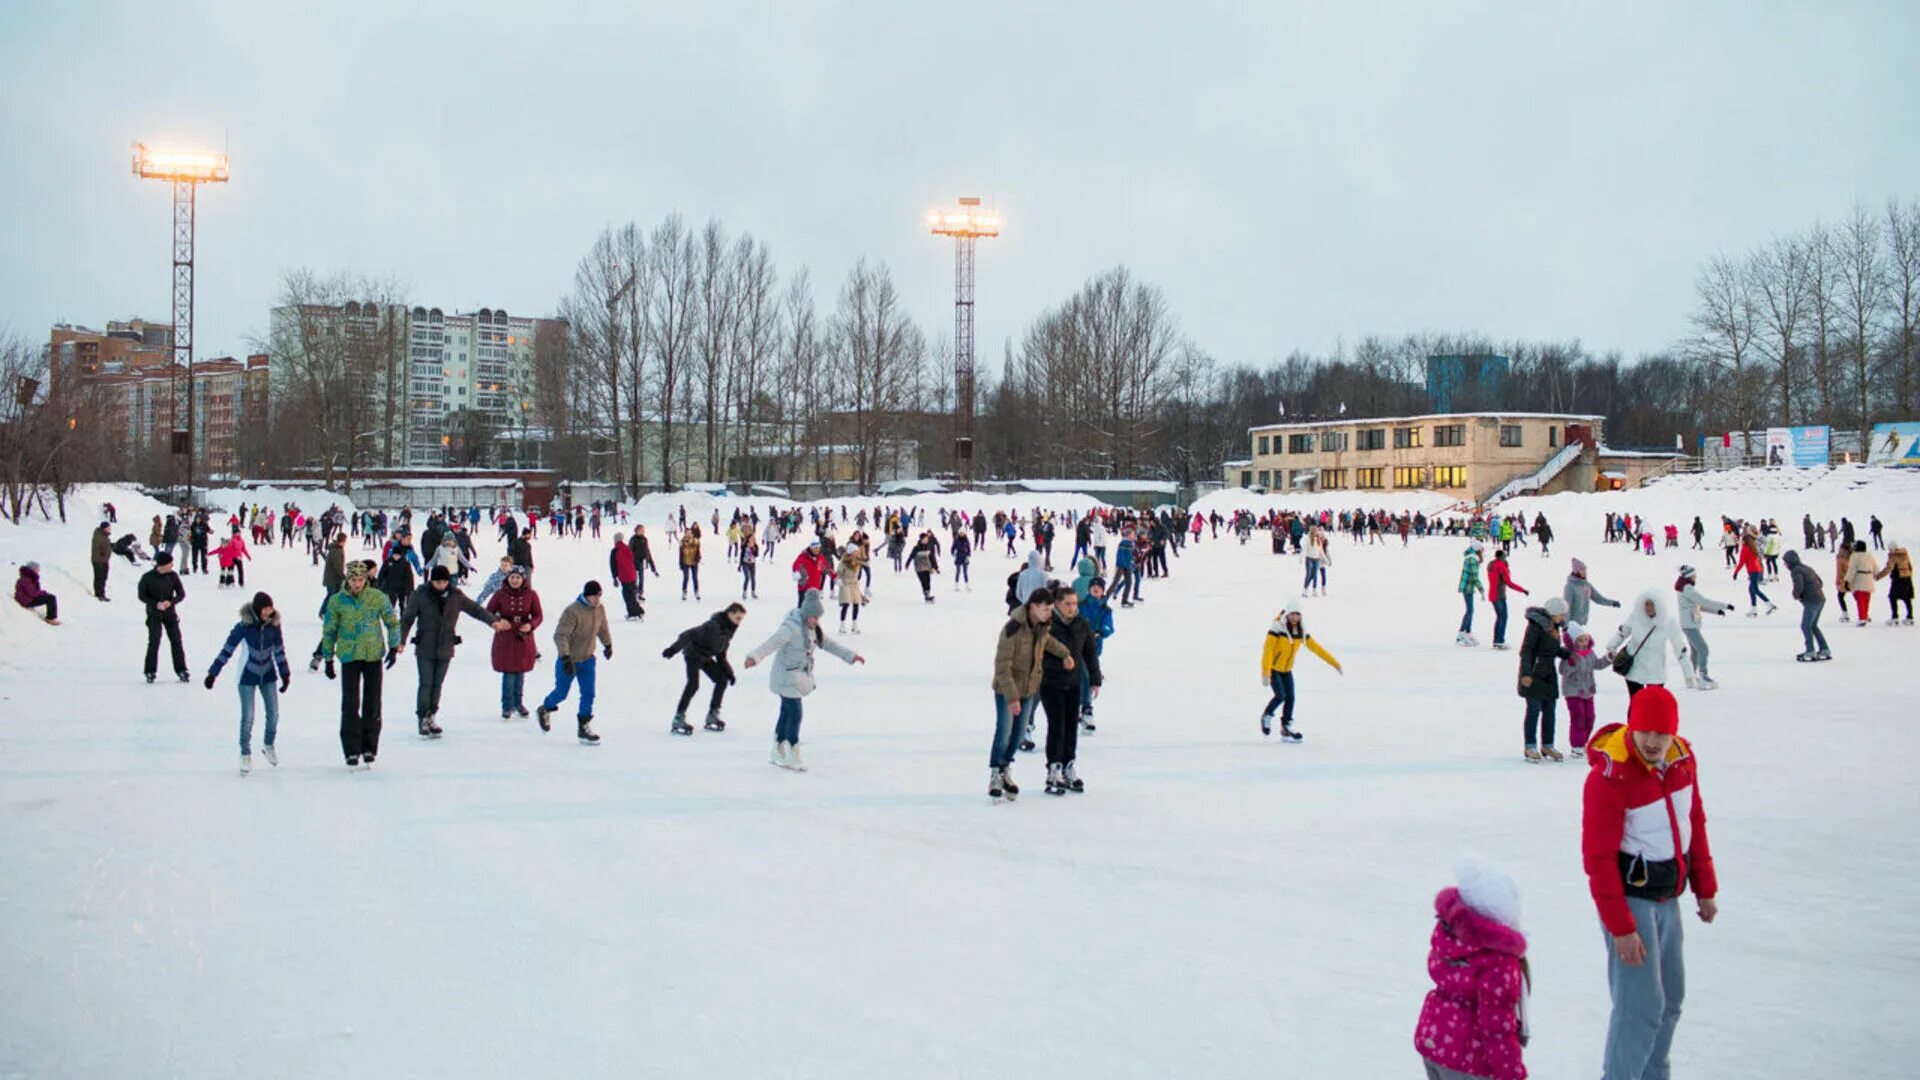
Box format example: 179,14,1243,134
1789,425,1830,467
1867,422,1920,467
1764,427,1792,466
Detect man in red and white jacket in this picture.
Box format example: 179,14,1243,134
791,538,834,608
1581,685,1719,1080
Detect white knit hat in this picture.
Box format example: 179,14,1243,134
1454,853,1522,930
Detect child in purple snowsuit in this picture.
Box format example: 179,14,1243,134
1558,620,1605,753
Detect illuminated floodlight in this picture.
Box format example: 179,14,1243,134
132,143,230,184
927,196,1000,238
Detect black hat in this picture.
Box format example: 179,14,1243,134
582,579,603,597
430,566,452,582
155,550,174,565
251,592,274,618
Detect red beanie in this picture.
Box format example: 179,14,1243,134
1627,685,1680,736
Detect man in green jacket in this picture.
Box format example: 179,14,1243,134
320,561,403,769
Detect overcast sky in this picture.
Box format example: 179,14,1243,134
4,1,1916,369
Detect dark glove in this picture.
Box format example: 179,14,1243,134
280,674,291,694
203,674,216,689
563,658,577,676
661,646,675,659
725,662,737,686
324,658,337,680
384,650,399,670
602,644,612,660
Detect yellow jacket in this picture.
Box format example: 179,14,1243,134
1261,623,1341,677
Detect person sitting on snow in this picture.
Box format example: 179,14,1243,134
14,561,59,625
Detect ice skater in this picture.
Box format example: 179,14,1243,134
743,588,864,771
664,604,743,735
204,591,292,774
1259,600,1342,741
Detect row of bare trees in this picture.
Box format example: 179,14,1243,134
1689,200,1920,443
552,215,930,492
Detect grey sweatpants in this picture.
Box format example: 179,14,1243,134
1603,896,1686,1080
1681,628,1709,679
1422,1060,1480,1079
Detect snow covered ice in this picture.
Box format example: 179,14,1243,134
2,479,1918,1077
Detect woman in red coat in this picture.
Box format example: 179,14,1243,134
485,567,543,719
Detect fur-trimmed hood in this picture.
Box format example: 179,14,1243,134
1433,886,1527,958
239,603,281,627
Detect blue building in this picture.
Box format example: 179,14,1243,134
1425,354,1509,413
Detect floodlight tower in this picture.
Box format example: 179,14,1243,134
132,143,229,506
928,197,999,486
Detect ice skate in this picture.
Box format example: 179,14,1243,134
515,705,529,718
360,755,374,770
1280,722,1303,743
262,746,277,767
536,705,553,732
1491,642,1510,651
1000,767,1019,798
671,713,695,736
990,768,1005,801
786,744,806,771
1816,649,1833,661
1697,675,1718,690
1064,761,1085,793
345,755,360,769
704,711,725,732
577,716,600,745
1261,713,1273,737
1796,650,1816,662
1045,763,1066,796
771,739,791,768
1524,747,1543,763
1766,603,1778,615
240,753,252,775
1748,609,1761,618
1541,747,1565,762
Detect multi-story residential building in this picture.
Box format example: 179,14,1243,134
268,302,564,469
1227,411,1681,504
48,320,268,478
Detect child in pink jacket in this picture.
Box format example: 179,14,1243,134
1558,621,1605,753
1413,856,1529,1080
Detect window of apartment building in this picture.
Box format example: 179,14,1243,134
1354,467,1384,489
1257,469,1271,488
1257,435,1270,455
1433,465,1468,488
1392,466,1425,488
1394,426,1422,449
1500,424,1523,447
1288,434,1315,453
1434,424,1466,448
1322,431,1348,452
1319,468,1346,490
1357,428,1386,451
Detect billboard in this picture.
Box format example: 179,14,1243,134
1789,425,1830,467
1868,422,1920,467
1765,428,1791,466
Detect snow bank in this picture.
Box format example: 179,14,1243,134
1191,486,1466,518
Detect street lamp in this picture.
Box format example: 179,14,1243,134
132,142,229,508
928,197,1000,487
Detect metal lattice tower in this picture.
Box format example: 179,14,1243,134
133,144,228,506
928,197,999,485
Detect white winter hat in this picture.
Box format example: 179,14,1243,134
1542,596,1568,619
1565,620,1588,642
1454,854,1522,930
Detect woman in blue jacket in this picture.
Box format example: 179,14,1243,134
205,591,292,774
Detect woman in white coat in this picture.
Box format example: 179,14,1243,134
1604,588,1690,704
743,588,864,770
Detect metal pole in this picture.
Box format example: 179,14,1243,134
172,179,197,506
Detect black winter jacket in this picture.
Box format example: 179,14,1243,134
138,568,186,623
1516,607,1569,700
664,612,739,672
1042,611,1103,691
400,583,492,660
1785,551,1824,604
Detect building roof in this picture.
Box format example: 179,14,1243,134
1596,446,1686,459
1015,479,1180,494
1247,411,1604,434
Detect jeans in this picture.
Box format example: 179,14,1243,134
541,655,597,719
500,671,525,712
775,695,803,744
990,692,1037,768
739,563,756,596
1262,670,1296,726
238,680,279,753
1041,683,1081,765
955,562,969,583
1602,896,1687,1080
1681,628,1709,678
1491,598,1510,645
681,566,700,595
339,659,384,759
1746,571,1770,607
1302,558,1320,591
416,655,451,717
1111,567,1136,604
1458,591,1475,634
1523,696,1558,748
1799,600,1830,654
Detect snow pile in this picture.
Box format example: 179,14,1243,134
1502,464,1920,544
1192,486,1466,518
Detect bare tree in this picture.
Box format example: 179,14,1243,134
1753,236,1808,423
1838,205,1886,445
1803,222,1839,431
645,215,700,488
831,259,926,489
1885,199,1920,416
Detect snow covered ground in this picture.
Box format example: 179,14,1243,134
2,479,1918,1077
